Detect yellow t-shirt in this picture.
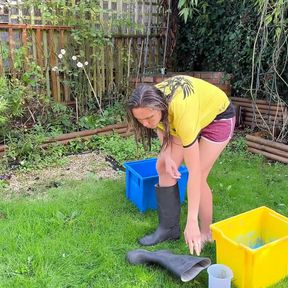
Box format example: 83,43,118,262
155,75,230,147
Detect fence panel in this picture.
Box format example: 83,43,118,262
0,0,164,104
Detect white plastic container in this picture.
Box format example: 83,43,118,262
207,264,233,288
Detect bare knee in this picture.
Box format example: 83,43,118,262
156,157,166,176
156,156,176,186
200,171,212,192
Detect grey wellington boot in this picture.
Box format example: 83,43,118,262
127,249,211,282
139,183,180,246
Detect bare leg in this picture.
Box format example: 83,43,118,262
198,138,230,243
157,137,184,187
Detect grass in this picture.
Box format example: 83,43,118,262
0,138,287,287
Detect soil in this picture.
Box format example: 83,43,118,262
1,152,123,198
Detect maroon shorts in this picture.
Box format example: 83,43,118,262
200,117,236,143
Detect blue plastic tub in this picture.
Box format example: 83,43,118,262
123,158,188,212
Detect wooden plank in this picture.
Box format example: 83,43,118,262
30,7,38,67
96,54,102,101
111,38,117,91
143,0,152,74
48,29,58,101
93,47,98,106
116,0,124,86
42,30,51,98
148,36,155,73
21,28,29,70
60,29,70,102
35,28,44,67
155,34,159,68
116,38,123,85
8,28,15,76
54,30,61,101
246,140,288,160
59,29,65,48
106,0,113,93
154,0,161,68
127,37,132,82
101,46,105,103
108,40,114,93
247,147,288,164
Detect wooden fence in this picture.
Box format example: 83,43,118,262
0,0,165,104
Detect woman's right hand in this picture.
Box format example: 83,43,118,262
164,157,181,179
184,219,202,256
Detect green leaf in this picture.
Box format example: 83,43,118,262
178,0,186,9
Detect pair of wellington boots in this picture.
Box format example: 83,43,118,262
130,184,211,282
139,183,180,246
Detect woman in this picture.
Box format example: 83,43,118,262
127,75,235,255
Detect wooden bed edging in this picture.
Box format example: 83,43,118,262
246,134,288,164
0,123,134,156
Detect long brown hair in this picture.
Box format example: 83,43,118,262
127,84,171,151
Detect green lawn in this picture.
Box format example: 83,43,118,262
0,144,287,287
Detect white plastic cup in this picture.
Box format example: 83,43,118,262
207,264,233,288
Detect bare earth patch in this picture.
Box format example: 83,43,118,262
3,152,122,198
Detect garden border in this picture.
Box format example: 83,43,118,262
246,133,288,164
0,123,133,157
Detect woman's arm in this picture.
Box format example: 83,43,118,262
183,141,202,255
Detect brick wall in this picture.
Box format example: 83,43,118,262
130,71,232,96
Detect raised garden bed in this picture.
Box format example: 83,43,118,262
246,132,288,164
231,97,286,129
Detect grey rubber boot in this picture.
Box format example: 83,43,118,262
139,183,180,246
126,249,211,282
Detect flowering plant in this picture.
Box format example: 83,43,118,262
52,49,103,116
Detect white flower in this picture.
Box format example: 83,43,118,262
76,62,84,68
84,61,88,66
72,56,77,61
52,66,58,72
60,49,66,55
58,54,63,59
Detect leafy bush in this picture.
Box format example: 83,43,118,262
78,102,126,130
174,1,263,96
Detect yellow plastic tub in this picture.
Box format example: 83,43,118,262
210,206,288,288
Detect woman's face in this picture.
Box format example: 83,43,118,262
132,107,162,129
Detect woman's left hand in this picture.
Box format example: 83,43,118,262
184,219,202,256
